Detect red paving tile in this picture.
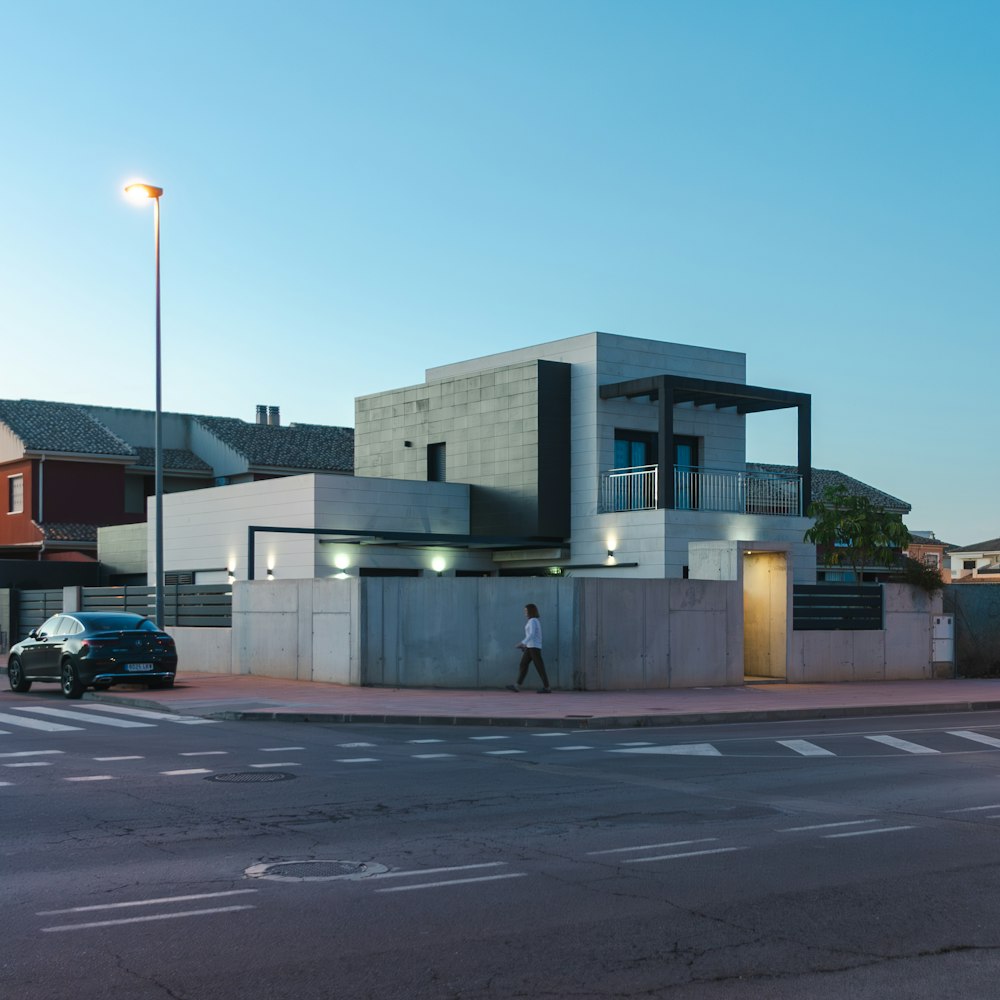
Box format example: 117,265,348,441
69,672,1000,728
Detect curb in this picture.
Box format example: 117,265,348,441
201,700,1000,729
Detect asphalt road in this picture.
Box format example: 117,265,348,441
4,693,1000,999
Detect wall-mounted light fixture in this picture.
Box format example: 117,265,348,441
266,568,274,580
404,440,412,448
431,556,446,577
333,553,350,571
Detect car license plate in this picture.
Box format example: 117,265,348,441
126,663,155,672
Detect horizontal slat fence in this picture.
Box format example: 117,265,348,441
15,588,64,642
81,584,232,628
793,583,883,631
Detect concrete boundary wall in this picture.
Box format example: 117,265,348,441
788,584,940,682
170,627,233,675
218,578,939,690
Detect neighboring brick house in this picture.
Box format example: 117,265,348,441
948,538,1000,583
905,531,954,583
0,400,352,561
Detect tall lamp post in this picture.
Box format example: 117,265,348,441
124,182,165,628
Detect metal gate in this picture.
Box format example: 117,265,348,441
14,588,63,643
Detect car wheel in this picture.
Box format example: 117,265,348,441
61,660,85,700
8,657,31,693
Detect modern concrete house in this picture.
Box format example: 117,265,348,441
143,331,914,591
87,330,940,690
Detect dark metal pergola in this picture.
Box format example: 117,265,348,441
598,375,812,511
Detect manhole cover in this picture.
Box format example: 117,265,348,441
207,772,296,783
244,860,389,881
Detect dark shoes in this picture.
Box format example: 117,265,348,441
505,684,519,693
538,688,552,694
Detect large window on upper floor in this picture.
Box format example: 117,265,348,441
8,474,23,514
613,430,656,469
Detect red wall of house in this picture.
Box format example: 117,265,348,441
0,459,41,546
42,461,133,523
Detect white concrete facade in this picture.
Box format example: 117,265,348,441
153,472,495,583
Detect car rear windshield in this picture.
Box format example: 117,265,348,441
85,615,159,632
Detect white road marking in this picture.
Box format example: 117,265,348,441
39,889,258,915
0,712,80,732
65,776,115,782
587,839,717,856
531,733,571,738
408,739,445,744
824,826,915,838
335,758,379,763
469,736,508,741
42,905,255,932
250,762,301,768
160,768,212,776
80,704,216,724
485,750,526,755
778,819,880,832
778,739,836,757
625,847,749,863
946,804,1000,813
554,745,593,751
616,741,656,747
865,735,939,754
412,753,454,759
369,863,506,880
12,707,153,728
376,873,526,892
0,781,12,786
94,756,143,761
180,751,229,757
260,746,306,751
612,743,722,757
4,761,52,768
949,731,1000,750
0,750,63,758
338,742,375,748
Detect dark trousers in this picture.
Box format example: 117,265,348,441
517,647,550,688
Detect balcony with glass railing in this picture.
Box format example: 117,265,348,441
599,465,802,516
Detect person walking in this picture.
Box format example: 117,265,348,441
506,603,552,693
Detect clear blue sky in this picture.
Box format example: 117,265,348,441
1,0,996,545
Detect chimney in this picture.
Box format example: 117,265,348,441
267,405,280,426
255,404,267,425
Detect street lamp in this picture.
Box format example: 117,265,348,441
124,181,165,629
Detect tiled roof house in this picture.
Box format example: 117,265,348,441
0,400,352,560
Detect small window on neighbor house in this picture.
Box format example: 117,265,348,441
923,553,940,568
8,474,23,514
964,560,976,570
427,443,446,482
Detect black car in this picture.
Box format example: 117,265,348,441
7,612,178,699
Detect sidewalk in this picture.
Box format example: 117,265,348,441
84,673,1000,729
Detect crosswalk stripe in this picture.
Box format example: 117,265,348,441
948,731,1000,750
778,739,836,757
613,743,721,757
865,735,939,754
12,707,154,728
0,711,80,732
82,705,216,725
0,750,63,758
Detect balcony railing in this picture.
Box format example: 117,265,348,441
599,465,802,516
